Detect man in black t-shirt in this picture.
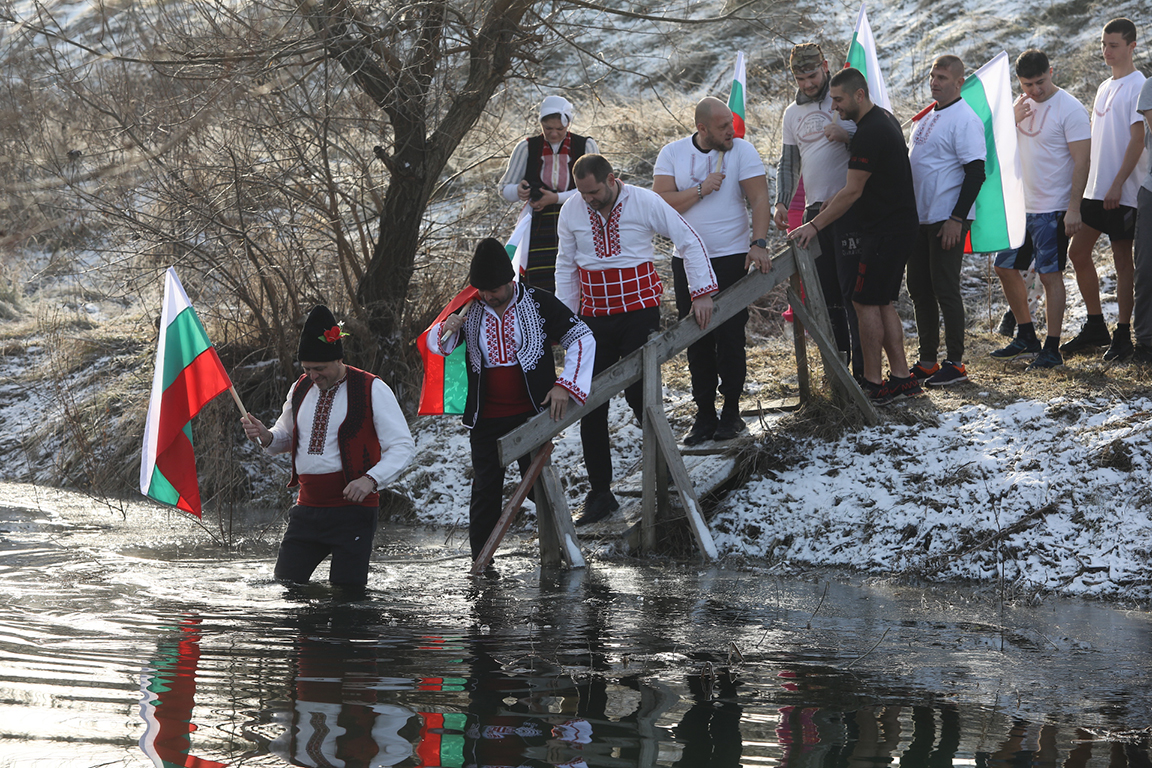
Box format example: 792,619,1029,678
789,67,920,404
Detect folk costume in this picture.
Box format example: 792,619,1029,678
428,239,595,559
262,305,415,587
499,96,600,292
556,179,717,511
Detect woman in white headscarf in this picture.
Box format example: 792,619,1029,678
498,95,600,292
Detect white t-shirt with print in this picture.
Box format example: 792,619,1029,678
780,94,855,204
908,98,987,224
1086,70,1147,207
1016,88,1091,213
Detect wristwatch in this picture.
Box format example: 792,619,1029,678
750,238,768,249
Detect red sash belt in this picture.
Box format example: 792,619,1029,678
579,262,662,316
298,472,379,508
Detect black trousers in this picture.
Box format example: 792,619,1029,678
469,412,534,559
672,253,748,412
579,306,661,492
274,505,378,586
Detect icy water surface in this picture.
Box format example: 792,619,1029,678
1,484,1151,767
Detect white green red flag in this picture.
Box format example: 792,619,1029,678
140,268,233,518
727,51,747,138
845,3,891,113
960,50,1026,253
417,216,530,415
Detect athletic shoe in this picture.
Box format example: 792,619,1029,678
910,361,940,380
1026,349,1063,370
682,410,717,446
878,375,924,401
862,379,893,405
574,491,619,527
1060,322,1111,355
1131,344,1152,365
998,309,1016,338
925,360,968,386
990,336,1041,359
1103,331,1133,362
713,408,747,441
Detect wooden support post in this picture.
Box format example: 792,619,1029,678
641,337,660,553
787,289,880,426
535,462,585,569
790,270,811,403
644,400,718,561
791,241,852,405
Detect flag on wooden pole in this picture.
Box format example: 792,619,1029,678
960,50,1026,253
417,216,530,415
140,268,233,518
845,3,891,112
727,51,748,138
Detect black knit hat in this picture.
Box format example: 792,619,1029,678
469,238,515,290
298,305,345,362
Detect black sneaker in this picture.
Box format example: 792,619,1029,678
925,360,968,386
682,410,717,446
878,375,924,401
1060,322,1111,355
1026,348,1063,370
863,379,893,405
910,361,940,380
998,309,1017,338
990,336,1041,359
574,491,619,527
713,408,747,441
1103,331,1133,362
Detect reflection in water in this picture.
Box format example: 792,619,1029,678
2,500,1152,767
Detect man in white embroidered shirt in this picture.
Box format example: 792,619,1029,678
556,153,718,526
429,238,596,564
241,305,415,592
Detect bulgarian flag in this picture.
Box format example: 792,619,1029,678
845,3,891,113
417,215,531,415
140,268,233,518
960,50,1026,253
727,51,747,138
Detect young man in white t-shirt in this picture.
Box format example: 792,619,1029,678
991,50,1091,370
653,97,771,444
907,55,987,387
773,43,859,379
1062,18,1148,361
1132,77,1152,363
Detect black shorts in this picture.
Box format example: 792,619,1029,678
846,226,915,306
1080,198,1136,241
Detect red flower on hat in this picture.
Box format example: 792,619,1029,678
320,322,350,343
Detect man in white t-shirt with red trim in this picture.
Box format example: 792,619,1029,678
556,153,718,525
652,96,772,445
990,49,1091,371
1062,18,1148,361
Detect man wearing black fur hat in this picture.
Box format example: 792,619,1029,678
241,305,415,590
428,238,596,558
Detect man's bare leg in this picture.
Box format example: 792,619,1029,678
1067,227,1104,315
880,304,911,377
854,302,885,385
995,266,1033,325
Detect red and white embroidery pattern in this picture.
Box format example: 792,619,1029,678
578,263,662,316
307,377,345,455
587,203,623,260
481,303,518,365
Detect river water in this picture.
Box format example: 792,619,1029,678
0,483,1150,767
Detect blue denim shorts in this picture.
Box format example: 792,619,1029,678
993,211,1068,274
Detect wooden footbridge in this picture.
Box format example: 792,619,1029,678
471,241,878,574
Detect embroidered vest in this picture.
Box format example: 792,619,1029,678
287,365,380,488
525,133,589,192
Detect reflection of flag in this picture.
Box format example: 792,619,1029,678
961,51,1026,252
845,3,891,112
727,51,747,138
140,268,232,518
417,220,528,416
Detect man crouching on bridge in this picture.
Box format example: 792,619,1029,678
428,238,596,563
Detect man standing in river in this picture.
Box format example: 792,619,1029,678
241,305,415,591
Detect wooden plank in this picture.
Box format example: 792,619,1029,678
790,271,810,403
497,247,799,467
787,288,880,426
471,442,554,575
641,339,660,552
792,242,853,405
645,401,718,560
537,463,585,568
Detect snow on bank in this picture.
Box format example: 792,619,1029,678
712,397,1152,600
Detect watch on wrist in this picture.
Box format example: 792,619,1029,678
750,238,768,249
